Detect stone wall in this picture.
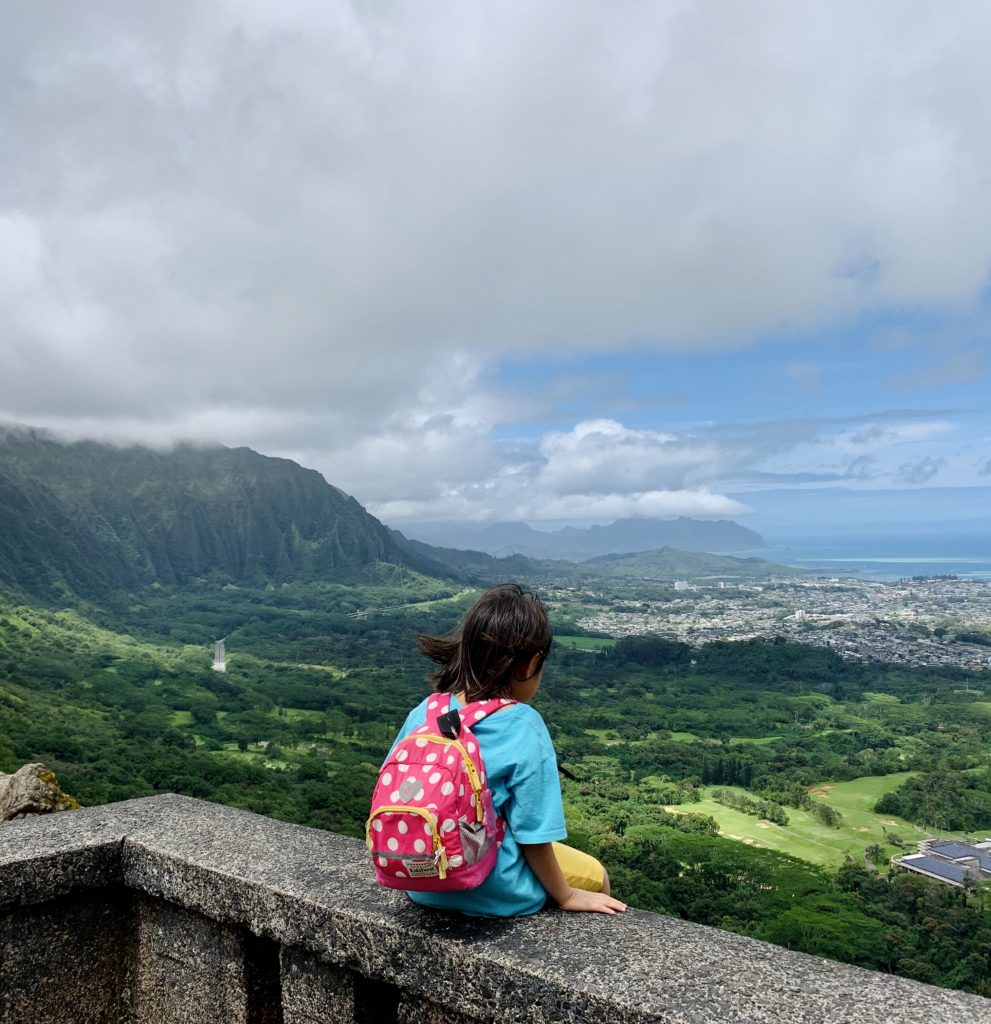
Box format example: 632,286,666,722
2,795,991,1024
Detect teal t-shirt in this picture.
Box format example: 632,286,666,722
388,694,567,917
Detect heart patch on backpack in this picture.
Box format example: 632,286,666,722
399,777,423,802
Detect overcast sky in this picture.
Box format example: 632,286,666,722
1,1,989,537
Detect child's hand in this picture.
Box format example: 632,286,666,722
559,888,627,915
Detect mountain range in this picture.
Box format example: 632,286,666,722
0,426,440,599
0,426,788,601
401,516,764,560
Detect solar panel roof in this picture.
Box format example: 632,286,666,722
902,856,967,883
929,841,991,872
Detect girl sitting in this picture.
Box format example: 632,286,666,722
387,583,626,917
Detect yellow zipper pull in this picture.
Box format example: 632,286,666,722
433,834,449,879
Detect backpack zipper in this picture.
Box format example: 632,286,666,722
415,734,485,822
366,804,449,879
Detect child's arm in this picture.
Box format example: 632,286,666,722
520,843,627,915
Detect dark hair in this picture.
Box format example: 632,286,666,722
416,584,552,701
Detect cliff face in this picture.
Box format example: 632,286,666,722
0,427,441,598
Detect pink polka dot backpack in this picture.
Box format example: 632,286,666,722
366,696,516,891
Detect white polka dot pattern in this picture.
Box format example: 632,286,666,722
370,696,512,886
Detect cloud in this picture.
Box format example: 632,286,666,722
846,454,877,481
897,456,945,485
891,347,989,390
357,417,752,523
5,6,991,406
535,420,719,494
3,4,991,522
361,409,970,523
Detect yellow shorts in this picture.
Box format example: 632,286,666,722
552,842,606,893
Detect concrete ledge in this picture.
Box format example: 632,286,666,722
2,794,991,1024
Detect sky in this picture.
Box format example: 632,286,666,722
1,1,989,542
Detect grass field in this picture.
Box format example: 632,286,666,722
668,731,702,743
556,635,618,650
664,772,962,867
270,707,325,723
213,744,294,771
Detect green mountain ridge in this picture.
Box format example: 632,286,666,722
584,546,806,579
0,426,443,599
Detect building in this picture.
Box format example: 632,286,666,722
895,839,991,887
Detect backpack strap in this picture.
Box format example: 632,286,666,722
426,695,516,740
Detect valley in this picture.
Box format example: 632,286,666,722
5,574,991,991
3,432,991,995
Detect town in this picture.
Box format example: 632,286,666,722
559,575,991,671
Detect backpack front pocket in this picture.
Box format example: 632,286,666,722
367,805,449,881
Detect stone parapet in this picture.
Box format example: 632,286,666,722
1,794,990,1023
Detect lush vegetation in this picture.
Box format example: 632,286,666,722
5,582,991,996
875,770,991,832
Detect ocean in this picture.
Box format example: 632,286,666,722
741,534,991,582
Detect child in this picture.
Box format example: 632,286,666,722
388,583,626,917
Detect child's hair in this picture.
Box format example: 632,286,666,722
416,584,552,701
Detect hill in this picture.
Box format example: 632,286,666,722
402,516,764,560
584,546,804,580
0,426,444,599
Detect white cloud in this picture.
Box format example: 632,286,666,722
3,3,991,520
536,420,718,494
